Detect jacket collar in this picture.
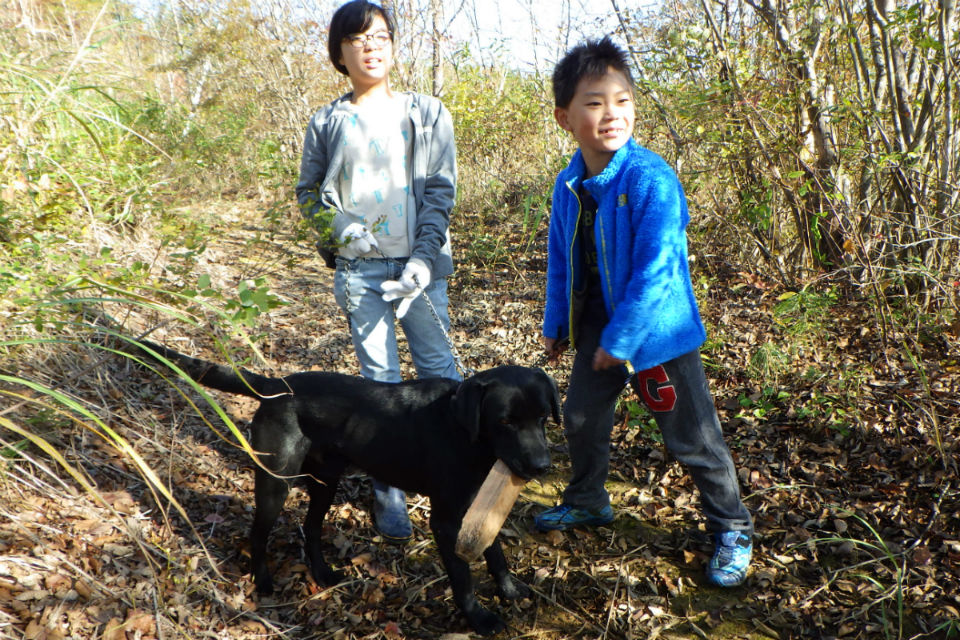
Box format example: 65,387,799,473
586,139,636,195
565,139,637,200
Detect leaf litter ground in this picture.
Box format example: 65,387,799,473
1,201,958,639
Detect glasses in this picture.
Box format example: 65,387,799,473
344,31,391,49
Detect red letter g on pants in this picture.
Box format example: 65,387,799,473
636,366,677,413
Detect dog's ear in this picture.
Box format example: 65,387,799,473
453,377,489,442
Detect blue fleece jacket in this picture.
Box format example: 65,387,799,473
542,138,706,372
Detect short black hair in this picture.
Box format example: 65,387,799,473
327,0,396,76
552,36,633,108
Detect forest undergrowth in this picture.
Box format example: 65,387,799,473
1,198,957,640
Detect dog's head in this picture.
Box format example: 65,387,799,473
452,365,558,479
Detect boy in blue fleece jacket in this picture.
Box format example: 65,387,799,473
535,36,754,587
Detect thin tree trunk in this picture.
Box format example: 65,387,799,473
431,0,443,97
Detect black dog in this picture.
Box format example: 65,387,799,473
129,339,556,635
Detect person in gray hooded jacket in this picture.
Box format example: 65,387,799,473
296,0,458,542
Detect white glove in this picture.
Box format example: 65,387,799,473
399,260,430,291
381,259,431,319
338,223,379,259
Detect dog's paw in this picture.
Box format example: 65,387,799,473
254,575,274,596
466,606,507,636
496,575,529,601
312,565,345,586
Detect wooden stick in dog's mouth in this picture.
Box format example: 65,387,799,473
455,460,526,562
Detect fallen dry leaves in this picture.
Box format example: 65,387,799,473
1,200,957,639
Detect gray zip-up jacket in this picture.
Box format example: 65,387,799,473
296,91,456,278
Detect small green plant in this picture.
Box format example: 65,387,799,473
178,274,287,329
932,619,960,639
800,390,855,437
774,286,838,336
795,511,919,638
748,340,791,382
1,438,30,461
162,213,210,276
736,386,788,421
519,192,548,254
298,191,338,242
621,398,663,444
826,409,852,437
462,231,511,271
227,278,286,326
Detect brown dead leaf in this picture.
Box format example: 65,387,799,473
102,618,125,640
383,620,403,639
351,552,374,566
913,545,932,566
125,610,156,635
362,585,384,605
43,574,71,594
545,529,564,546
24,620,43,640
74,580,92,600
239,619,266,633
100,491,137,515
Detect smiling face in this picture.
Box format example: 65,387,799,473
338,14,394,95
554,67,635,178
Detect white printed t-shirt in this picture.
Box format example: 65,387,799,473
336,94,414,258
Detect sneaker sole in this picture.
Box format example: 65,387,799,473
706,572,748,587
376,529,413,544
534,517,614,532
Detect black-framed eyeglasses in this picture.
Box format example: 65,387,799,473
344,31,391,49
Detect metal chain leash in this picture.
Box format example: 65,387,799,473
411,274,475,378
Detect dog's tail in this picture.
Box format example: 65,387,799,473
129,338,281,399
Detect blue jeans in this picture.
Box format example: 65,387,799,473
562,309,753,535
333,257,460,383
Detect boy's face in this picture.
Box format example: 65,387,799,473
338,14,393,90
555,67,635,177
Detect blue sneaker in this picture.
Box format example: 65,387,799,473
706,531,752,586
534,503,614,532
372,480,412,543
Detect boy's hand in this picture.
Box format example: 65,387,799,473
543,337,568,363
592,347,624,371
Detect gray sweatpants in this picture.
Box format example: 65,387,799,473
561,312,753,535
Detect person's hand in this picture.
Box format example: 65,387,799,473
338,223,378,258
592,346,624,371
543,336,569,363
381,260,430,319
398,259,430,291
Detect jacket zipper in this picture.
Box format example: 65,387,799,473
596,212,614,309
566,179,581,350
596,210,635,374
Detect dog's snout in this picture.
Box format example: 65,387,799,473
531,458,551,476
528,451,551,477
507,452,551,480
